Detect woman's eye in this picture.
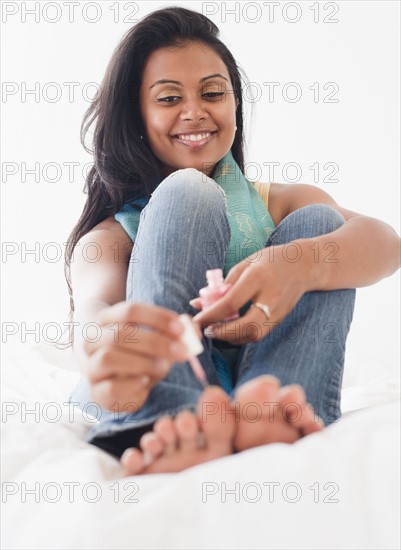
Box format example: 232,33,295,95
203,92,225,99
157,96,180,103
156,92,225,103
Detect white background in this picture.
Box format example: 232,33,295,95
1,0,400,385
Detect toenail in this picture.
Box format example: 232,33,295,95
142,432,157,444
142,451,153,467
121,448,135,462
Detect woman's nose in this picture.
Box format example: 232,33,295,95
179,97,207,121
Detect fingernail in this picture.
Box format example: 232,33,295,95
204,324,219,336
189,299,197,306
141,375,151,386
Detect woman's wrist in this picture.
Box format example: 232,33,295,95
296,238,328,292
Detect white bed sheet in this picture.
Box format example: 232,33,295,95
1,343,400,550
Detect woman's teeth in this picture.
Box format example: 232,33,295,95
176,132,212,142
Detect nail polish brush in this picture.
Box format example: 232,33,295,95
178,313,208,388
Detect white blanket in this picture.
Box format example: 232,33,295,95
1,343,400,550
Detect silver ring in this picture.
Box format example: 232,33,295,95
251,302,271,320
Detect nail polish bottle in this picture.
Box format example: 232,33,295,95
198,269,239,322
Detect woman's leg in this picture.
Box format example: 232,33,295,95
232,204,356,426
69,168,231,457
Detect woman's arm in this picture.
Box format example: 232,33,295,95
192,182,400,342
69,216,187,411
276,183,401,291
70,217,132,372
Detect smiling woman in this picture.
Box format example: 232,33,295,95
61,6,401,476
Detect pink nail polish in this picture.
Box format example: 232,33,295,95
198,269,239,322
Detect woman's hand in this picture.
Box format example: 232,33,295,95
82,302,191,413
192,244,317,345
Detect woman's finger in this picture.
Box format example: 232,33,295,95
188,297,202,309
193,267,258,328
86,346,171,384
206,284,305,345
83,320,189,362
223,258,251,286
97,301,185,339
189,260,252,311
202,304,273,345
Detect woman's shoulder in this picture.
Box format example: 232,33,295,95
85,216,133,258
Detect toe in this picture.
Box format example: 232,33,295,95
139,432,165,460
299,403,325,435
197,386,236,453
278,384,306,424
121,448,147,475
234,375,281,423
233,376,303,450
153,415,178,454
175,411,200,453
278,386,324,434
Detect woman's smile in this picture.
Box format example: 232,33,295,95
172,130,217,150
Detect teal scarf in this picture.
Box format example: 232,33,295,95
115,149,275,278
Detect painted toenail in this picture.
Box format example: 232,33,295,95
142,451,153,467
142,432,157,444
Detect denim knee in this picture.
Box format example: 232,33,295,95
154,168,228,206
269,203,346,244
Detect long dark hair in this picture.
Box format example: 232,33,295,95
57,5,249,349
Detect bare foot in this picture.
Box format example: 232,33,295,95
121,386,236,475
233,375,324,451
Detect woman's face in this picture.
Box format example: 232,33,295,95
139,42,238,178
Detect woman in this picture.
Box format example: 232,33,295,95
65,7,400,475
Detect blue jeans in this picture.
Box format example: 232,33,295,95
69,168,356,458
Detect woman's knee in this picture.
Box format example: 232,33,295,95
270,203,346,243
155,168,227,205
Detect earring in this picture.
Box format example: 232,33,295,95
140,135,143,140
